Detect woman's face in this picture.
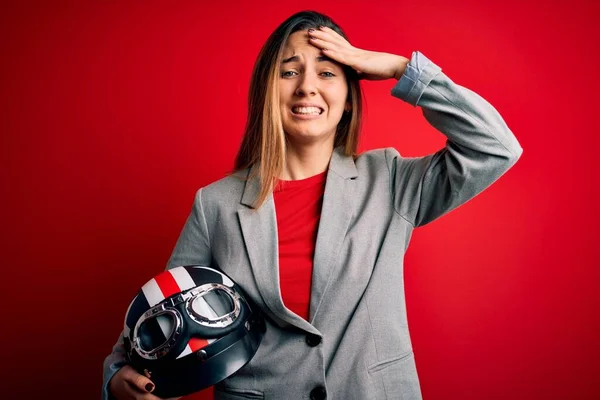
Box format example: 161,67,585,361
278,30,349,148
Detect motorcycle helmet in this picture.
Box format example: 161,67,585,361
122,265,265,398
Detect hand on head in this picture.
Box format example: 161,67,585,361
307,26,409,81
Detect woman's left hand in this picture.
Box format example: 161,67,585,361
307,26,409,81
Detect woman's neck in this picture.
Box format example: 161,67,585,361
280,142,334,180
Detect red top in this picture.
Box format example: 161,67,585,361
273,171,327,321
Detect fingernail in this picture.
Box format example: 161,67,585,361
308,28,314,33
145,382,155,392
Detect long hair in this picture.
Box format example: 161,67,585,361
234,10,363,208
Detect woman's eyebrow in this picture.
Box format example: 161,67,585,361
281,55,338,65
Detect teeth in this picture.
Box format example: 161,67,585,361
292,106,322,115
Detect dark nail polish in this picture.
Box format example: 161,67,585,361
145,382,155,392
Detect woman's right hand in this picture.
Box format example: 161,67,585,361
109,365,181,400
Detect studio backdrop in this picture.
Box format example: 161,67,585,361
1,1,598,399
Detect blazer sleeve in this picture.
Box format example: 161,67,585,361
101,189,212,399
166,188,213,268
386,51,523,227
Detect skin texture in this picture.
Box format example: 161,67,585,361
278,27,409,180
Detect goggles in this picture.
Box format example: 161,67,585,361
131,282,245,361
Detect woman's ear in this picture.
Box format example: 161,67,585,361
344,102,352,112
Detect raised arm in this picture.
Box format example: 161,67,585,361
306,27,522,227
388,51,522,227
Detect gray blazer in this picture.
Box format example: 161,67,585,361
103,51,522,400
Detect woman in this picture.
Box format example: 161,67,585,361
103,10,522,400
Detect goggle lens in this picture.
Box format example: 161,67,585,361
138,312,176,352
190,288,235,322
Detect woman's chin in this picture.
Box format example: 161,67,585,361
284,131,336,147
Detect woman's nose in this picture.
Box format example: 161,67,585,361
295,72,318,96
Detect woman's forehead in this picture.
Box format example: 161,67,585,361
281,31,339,66
282,31,319,57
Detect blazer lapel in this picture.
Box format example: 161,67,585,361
309,147,358,322
237,166,319,334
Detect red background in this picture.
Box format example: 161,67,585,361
1,1,599,399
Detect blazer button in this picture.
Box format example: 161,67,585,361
310,386,327,400
305,333,322,347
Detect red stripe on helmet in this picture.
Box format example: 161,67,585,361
154,269,181,299
188,337,209,352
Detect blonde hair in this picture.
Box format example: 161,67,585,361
234,11,363,209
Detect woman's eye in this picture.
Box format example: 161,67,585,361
280,71,335,78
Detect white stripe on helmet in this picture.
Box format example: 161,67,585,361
141,278,171,340
169,267,196,291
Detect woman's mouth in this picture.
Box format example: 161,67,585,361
291,106,324,116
